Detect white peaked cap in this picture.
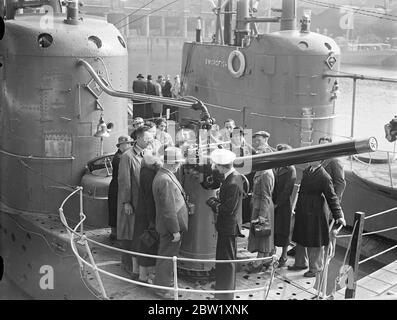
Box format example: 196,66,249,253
210,149,236,165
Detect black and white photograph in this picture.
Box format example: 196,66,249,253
0,0,396,306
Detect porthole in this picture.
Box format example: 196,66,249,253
38,33,53,48
88,36,102,49
118,36,126,48
298,41,309,50
324,42,332,50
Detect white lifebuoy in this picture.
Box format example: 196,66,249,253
227,50,245,78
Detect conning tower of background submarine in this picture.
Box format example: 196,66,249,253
0,0,377,298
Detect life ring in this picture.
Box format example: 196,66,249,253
227,50,245,78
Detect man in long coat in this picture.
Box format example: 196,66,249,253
132,73,147,119
206,149,244,300
289,160,346,277
273,144,296,267
108,135,133,239
117,126,153,277
152,147,188,299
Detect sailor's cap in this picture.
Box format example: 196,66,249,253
210,149,236,165
253,130,270,139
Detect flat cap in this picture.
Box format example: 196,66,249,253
210,149,236,165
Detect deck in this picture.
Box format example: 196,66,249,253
81,227,397,300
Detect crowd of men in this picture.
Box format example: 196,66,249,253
107,114,347,300
132,73,181,121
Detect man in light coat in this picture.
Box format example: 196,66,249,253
117,126,153,278
152,147,188,299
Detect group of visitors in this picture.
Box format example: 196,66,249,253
207,118,347,299
132,73,181,121
107,112,347,300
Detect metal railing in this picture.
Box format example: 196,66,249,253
59,186,278,300
333,206,397,299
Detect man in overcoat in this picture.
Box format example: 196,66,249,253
132,73,147,118
117,126,153,278
206,149,244,300
108,135,133,240
272,144,296,267
152,147,188,299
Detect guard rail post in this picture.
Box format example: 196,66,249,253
79,187,84,236
173,256,179,300
345,212,365,299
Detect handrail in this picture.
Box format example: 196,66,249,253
59,186,277,300
77,59,194,110
364,206,397,221
0,148,75,160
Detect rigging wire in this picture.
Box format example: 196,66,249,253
117,0,181,30
300,0,397,19
113,0,157,26
299,0,397,22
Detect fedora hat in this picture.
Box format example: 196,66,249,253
116,135,133,147
137,73,144,79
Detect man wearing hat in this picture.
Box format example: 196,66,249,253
108,136,133,239
152,147,188,299
118,126,153,279
145,75,156,118
132,73,147,119
206,149,244,300
252,130,273,154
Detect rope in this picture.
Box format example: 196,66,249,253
117,0,181,30
365,207,397,221
359,244,397,265
113,0,156,26
299,0,397,22
274,271,318,298
18,159,76,190
5,213,75,259
264,260,278,300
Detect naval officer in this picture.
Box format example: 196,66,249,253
206,149,244,300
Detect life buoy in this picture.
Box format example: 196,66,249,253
227,50,245,78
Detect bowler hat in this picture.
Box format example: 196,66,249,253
210,149,236,165
116,135,133,147
137,73,144,79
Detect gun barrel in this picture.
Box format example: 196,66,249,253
238,137,377,171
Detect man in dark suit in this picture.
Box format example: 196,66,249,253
145,75,157,119
132,73,147,119
206,149,244,300
152,147,188,299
